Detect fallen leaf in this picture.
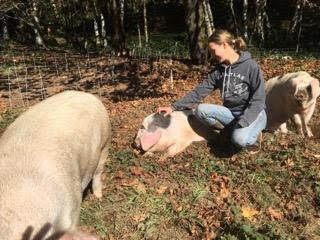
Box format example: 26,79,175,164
220,188,230,199
312,154,320,159
242,207,259,221
132,213,147,222
267,207,283,220
156,185,168,195
129,166,144,176
135,182,147,193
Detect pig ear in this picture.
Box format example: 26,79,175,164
310,78,320,98
140,130,161,151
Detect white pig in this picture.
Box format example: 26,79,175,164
265,71,320,137
0,90,111,240
134,110,216,157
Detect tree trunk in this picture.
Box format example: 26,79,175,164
108,0,126,52
291,0,305,52
205,0,214,33
262,0,271,29
184,0,207,65
101,13,108,47
143,0,149,44
243,0,248,41
290,0,304,33
1,14,10,40
253,0,265,44
50,0,59,19
94,18,101,46
203,0,212,36
92,0,101,47
252,0,270,44
137,24,142,48
229,0,238,35
31,0,45,47
120,0,124,27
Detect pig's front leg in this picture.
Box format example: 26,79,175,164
301,113,313,137
292,114,304,136
301,103,316,137
166,142,190,157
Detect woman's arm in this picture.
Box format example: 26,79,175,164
171,72,217,111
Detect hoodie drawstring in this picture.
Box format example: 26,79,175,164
222,66,232,100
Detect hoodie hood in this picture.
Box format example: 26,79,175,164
221,51,252,68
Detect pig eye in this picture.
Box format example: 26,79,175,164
140,125,145,129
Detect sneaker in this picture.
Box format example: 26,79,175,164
246,133,262,155
212,121,225,130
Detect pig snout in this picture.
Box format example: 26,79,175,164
295,90,308,106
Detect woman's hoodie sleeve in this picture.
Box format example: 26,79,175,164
237,64,266,127
171,72,217,110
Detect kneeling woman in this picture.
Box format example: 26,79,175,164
157,29,267,150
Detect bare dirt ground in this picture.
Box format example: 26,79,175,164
1,47,320,239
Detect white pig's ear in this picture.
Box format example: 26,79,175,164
310,77,320,98
287,77,299,94
141,129,161,151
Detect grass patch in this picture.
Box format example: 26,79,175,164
0,109,23,135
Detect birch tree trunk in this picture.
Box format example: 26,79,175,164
203,0,212,36
2,14,10,40
243,0,248,41
253,0,270,44
205,0,214,33
289,0,305,52
143,0,149,44
137,24,142,48
120,0,124,27
50,0,59,19
94,18,101,46
229,0,238,35
183,0,207,64
262,0,270,29
92,0,101,47
256,0,264,42
101,13,107,47
31,0,45,47
290,0,304,33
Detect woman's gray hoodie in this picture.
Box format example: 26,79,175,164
172,51,266,128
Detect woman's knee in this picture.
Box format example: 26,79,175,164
195,104,209,120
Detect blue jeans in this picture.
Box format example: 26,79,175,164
195,104,267,148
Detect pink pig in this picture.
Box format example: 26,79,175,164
265,71,320,137
134,110,216,157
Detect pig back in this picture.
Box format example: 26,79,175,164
0,90,110,239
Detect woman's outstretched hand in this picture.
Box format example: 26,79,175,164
156,106,174,116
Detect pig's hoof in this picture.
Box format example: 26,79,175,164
93,188,103,199
306,128,313,137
